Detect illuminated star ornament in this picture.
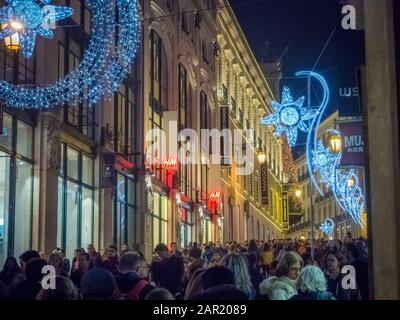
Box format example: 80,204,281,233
320,218,335,237
261,86,317,147
0,0,74,58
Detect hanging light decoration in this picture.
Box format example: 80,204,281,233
0,0,141,109
261,71,366,226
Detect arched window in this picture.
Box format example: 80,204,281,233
202,41,209,63
150,30,168,111
149,30,168,183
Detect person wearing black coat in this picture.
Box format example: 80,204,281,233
189,266,249,300
7,258,46,300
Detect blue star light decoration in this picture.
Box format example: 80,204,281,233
261,86,317,147
320,218,335,237
0,0,141,109
0,0,73,58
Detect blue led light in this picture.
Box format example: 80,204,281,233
0,0,74,58
261,71,366,226
0,0,141,109
320,218,335,236
261,86,317,147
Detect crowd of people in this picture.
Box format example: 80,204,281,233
0,235,369,300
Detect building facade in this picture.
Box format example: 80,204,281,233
216,0,285,243
0,0,287,266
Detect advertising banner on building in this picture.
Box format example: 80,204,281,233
220,105,230,166
282,191,289,231
340,121,365,166
260,163,269,206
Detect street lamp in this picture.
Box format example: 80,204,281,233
330,135,342,153
257,150,266,164
2,23,22,51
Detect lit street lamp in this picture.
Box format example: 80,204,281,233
257,150,266,164
330,135,342,153
2,22,22,51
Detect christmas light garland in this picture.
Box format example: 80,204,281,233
0,0,141,109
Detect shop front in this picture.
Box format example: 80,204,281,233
0,111,34,265
57,143,98,260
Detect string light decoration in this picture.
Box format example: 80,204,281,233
319,218,335,237
261,71,366,226
260,86,317,147
0,0,74,58
0,0,141,109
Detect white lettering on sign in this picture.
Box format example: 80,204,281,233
344,135,364,153
339,87,359,98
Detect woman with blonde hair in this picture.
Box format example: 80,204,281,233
221,254,255,300
259,251,303,300
291,265,336,300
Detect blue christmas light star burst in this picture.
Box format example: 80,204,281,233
261,86,318,147
0,0,73,58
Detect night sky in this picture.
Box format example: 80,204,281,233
229,0,365,154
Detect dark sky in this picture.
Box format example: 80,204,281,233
229,0,365,153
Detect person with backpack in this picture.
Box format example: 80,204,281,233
115,252,154,300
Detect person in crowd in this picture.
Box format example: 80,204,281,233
70,252,91,289
201,246,213,264
208,249,223,267
291,265,336,300
151,243,185,298
71,248,85,274
80,268,117,300
189,242,202,259
145,288,175,300
275,240,289,263
19,250,40,278
115,252,154,300
7,258,47,300
247,239,260,265
170,242,180,256
301,253,314,266
36,276,79,300
56,248,70,275
323,250,361,300
184,269,206,300
222,254,255,300
182,248,190,260
245,253,264,300
103,245,119,274
259,251,303,300
186,259,205,281
136,258,151,282
87,244,103,268
260,242,273,277
189,266,248,300
0,257,23,288
48,253,68,277
39,252,47,261
121,244,130,252
342,243,369,300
